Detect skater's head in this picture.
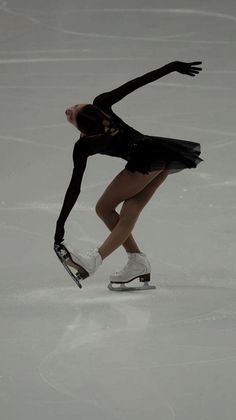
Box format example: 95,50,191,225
65,103,111,136
65,104,87,130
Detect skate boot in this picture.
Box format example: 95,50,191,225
62,242,103,279
108,252,156,291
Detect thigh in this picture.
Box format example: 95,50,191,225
122,168,169,214
95,167,164,212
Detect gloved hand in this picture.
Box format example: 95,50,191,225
54,222,65,244
174,61,202,76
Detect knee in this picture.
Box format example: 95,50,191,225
119,197,143,221
95,201,114,218
95,201,105,217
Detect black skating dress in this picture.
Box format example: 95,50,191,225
56,63,204,228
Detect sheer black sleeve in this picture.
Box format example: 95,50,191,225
93,62,176,109
56,142,88,228
56,132,111,228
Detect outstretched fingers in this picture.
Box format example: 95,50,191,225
189,61,202,66
189,62,202,70
188,61,203,76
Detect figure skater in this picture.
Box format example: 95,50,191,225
54,60,204,288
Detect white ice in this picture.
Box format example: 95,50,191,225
0,1,236,419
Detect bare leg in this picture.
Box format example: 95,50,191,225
98,201,142,260
98,209,141,254
98,170,169,260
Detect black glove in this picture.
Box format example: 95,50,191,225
174,61,202,76
54,222,65,244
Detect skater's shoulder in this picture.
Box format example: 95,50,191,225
74,137,89,152
93,92,111,109
73,139,88,162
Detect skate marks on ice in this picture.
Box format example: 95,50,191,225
1,3,235,46
37,8,236,45
11,277,236,419
37,286,236,419
38,302,176,420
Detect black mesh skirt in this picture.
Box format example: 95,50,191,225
125,135,204,175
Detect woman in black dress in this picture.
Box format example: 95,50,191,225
54,60,203,286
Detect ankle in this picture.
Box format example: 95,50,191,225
127,251,146,258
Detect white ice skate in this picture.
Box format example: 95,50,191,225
61,241,102,280
108,252,156,291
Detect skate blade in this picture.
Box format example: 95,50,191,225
54,244,87,288
58,258,83,288
67,259,89,279
62,249,90,279
108,282,156,292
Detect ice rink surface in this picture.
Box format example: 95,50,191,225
1,0,236,419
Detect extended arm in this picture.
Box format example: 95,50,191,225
54,145,88,244
93,61,202,109
93,62,176,108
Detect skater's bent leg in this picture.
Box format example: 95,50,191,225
98,199,143,260
96,208,141,254
95,168,160,255
98,169,169,260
